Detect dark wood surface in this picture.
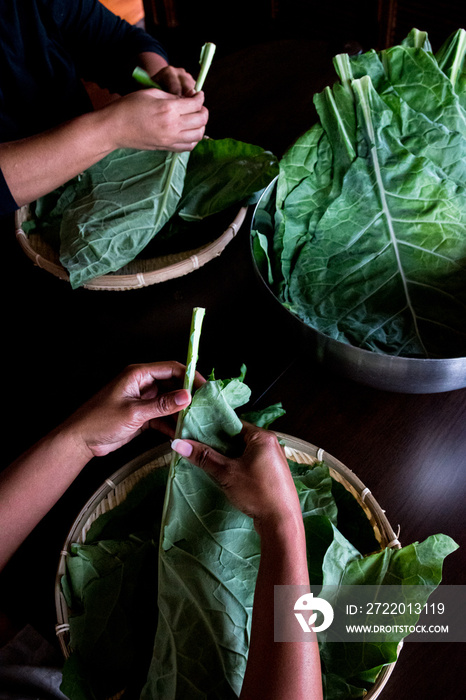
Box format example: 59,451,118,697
1,38,465,700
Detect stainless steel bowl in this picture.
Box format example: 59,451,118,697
250,178,466,394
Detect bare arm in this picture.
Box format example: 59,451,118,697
0,361,205,571
172,426,323,700
0,54,207,209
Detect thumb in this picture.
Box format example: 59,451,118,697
171,438,229,483
143,388,191,421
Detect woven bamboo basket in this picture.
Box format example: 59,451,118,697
14,204,247,291
55,434,402,698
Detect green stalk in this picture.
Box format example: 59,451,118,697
170,306,206,465
442,29,466,90
195,43,216,91
334,53,354,93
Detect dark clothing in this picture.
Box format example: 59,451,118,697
0,625,66,700
0,0,167,216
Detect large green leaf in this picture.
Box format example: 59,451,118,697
343,43,466,186
318,534,459,681
58,148,189,288
140,376,255,700
177,138,278,221
63,537,159,699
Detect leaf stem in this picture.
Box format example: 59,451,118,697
195,43,216,92
171,307,206,466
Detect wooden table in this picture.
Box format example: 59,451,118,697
1,38,465,700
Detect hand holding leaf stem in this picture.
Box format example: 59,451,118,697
105,88,209,152
0,361,205,571
64,361,206,460
151,65,198,96
134,43,216,96
0,88,208,207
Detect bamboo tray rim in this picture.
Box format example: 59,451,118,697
54,434,402,698
15,205,247,291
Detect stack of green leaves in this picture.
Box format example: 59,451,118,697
60,365,458,700
254,28,466,358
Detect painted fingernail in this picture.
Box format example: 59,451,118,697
171,439,193,457
174,390,191,406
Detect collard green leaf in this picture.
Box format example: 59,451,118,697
141,377,254,700
59,148,189,288
240,401,285,428
318,534,459,681
180,377,250,452
380,42,466,137
26,137,277,288
84,466,168,544
344,43,466,187
177,138,279,222
63,536,159,700
60,654,98,700
331,479,380,555
322,673,367,699
273,124,334,298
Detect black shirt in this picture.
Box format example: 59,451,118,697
0,0,168,215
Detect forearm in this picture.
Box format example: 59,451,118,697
0,426,91,570
137,51,169,78
240,517,322,700
0,107,116,208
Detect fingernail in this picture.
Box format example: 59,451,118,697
174,390,191,406
171,439,193,457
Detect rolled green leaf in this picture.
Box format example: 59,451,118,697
132,66,163,90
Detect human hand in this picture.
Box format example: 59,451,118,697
172,423,302,535
152,65,197,96
106,89,208,152
64,362,205,460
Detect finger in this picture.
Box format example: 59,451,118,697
169,140,202,153
176,92,206,114
183,87,197,97
174,130,206,146
149,361,206,388
171,438,230,484
135,389,192,425
240,422,286,460
129,361,204,386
